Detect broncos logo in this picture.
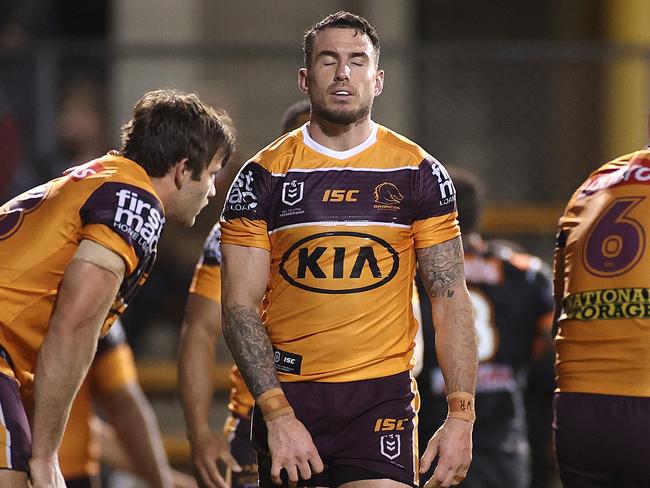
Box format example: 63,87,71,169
373,182,404,205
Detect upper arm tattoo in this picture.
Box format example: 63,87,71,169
221,304,279,398
417,236,465,299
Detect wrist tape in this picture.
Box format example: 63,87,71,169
257,388,294,422
446,391,476,423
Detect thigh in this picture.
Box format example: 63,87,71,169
0,373,31,473
226,415,258,488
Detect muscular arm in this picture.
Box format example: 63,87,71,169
417,236,477,394
178,293,221,442
178,292,240,488
220,243,322,484
31,248,123,481
220,243,277,398
98,382,175,488
417,236,477,488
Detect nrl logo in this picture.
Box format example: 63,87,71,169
380,434,401,460
282,179,304,206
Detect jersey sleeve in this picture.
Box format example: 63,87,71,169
79,182,165,275
189,224,222,302
220,162,272,250
412,156,460,248
90,322,138,396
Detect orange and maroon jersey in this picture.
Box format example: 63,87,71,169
555,149,650,397
221,123,459,382
0,153,164,390
59,321,137,479
189,224,255,418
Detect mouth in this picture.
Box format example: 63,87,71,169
329,87,354,100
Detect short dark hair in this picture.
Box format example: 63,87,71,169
448,167,484,234
120,89,236,180
281,99,310,134
303,11,381,68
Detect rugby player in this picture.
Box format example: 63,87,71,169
417,168,554,488
219,11,477,488
553,145,650,486
0,88,235,488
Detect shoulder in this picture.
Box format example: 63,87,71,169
249,130,304,173
375,125,433,166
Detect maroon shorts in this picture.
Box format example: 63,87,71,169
554,392,650,488
224,412,258,488
252,371,419,488
0,373,31,472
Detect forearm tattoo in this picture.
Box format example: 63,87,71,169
417,236,465,299
222,303,280,398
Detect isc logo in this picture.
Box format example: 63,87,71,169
322,189,359,202
374,418,408,432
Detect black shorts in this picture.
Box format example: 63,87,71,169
253,372,419,488
554,392,650,488
224,413,258,488
0,373,31,472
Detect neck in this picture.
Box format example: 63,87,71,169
307,115,373,152
148,174,175,215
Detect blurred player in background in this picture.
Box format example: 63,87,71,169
553,144,650,487
220,11,477,488
0,88,235,488
417,168,554,488
60,320,196,488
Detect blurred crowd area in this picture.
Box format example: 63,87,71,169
2,1,650,485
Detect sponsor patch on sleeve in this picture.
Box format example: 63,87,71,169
273,348,302,375
416,157,457,220
80,182,165,261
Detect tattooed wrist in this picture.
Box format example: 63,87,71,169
417,236,465,298
222,303,280,398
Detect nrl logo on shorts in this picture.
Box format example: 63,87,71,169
380,433,401,460
282,179,304,206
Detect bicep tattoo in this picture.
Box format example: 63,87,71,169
417,236,465,299
221,303,279,398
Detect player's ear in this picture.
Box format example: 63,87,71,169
298,68,309,93
374,69,384,97
174,157,190,190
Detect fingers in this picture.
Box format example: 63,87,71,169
195,460,226,488
419,435,440,474
220,449,242,473
309,451,325,474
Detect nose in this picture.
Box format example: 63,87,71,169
335,63,350,82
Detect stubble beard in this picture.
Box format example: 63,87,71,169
311,98,371,126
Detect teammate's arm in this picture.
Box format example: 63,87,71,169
220,243,324,485
178,292,241,488
97,381,176,488
30,241,125,487
416,236,477,488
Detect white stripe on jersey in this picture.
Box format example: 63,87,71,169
268,220,411,234
270,165,420,176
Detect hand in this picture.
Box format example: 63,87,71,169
420,417,473,488
189,431,241,488
29,455,66,488
172,467,199,488
266,412,324,486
